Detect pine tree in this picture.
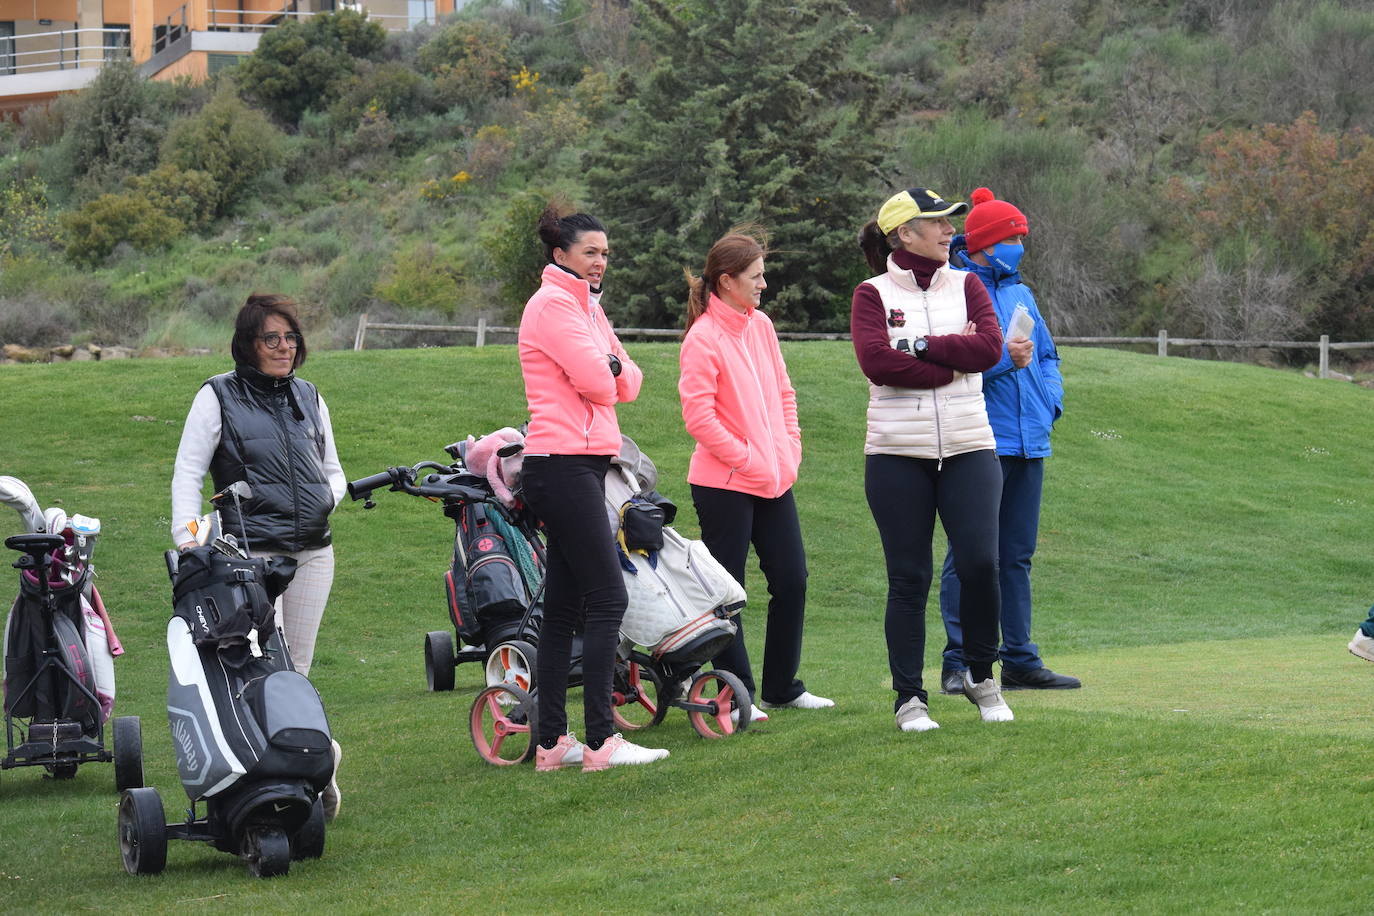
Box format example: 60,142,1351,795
585,0,890,330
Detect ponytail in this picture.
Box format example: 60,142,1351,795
684,269,710,331
859,219,897,274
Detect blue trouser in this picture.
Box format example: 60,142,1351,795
865,450,1002,709
939,456,1044,673
1360,604,1374,638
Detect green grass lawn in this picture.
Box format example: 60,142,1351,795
0,344,1371,914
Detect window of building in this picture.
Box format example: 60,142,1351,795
104,24,130,61
407,0,434,28
0,22,14,76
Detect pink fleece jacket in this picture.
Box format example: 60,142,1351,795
519,264,642,455
679,294,801,499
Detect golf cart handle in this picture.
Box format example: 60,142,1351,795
347,467,410,501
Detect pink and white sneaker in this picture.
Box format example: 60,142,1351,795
535,733,585,771
581,734,669,772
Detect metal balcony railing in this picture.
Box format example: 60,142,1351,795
0,27,131,76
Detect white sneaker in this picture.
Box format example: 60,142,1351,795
760,690,834,710
322,739,342,821
1349,630,1374,663
962,673,1014,723
581,734,669,772
729,704,769,725
895,697,939,732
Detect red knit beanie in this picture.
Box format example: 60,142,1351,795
963,187,1029,254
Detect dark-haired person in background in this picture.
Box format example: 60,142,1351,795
937,188,1079,694
519,205,669,772
852,187,1013,733
171,293,346,818
679,227,832,724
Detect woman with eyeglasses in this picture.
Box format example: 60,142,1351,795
170,293,346,817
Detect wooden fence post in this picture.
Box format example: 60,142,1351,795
1157,329,1168,357
476,316,487,348
354,313,368,351
1319,335,1330,378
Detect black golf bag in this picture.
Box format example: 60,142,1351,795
165,545,332,844
443,492,544,650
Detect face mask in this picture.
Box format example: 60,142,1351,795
986,241,1024,274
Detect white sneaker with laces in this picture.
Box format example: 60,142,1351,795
760,690,834,710
322,739,342,821
581,734,669,771
895,697,939,732
962,672,1014,722
1349,630,1374,663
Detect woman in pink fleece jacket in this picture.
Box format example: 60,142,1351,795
519,206,667,772
679,228,833,718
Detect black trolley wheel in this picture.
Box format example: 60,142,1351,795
424,630,456,692
113,715,143,791
291,797,327,860
118,787,168,875
244,825,291,878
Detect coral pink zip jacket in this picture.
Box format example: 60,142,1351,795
679,294,801,499
519,264,641,455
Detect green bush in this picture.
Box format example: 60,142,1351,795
162,87,285,216
0,178,61,257
478,189,557,314
416,18,513,112
127,164,219,230
61,192,183,266
237,9,387,124
374,242,463,313
48,61,165,199
329,60,434,133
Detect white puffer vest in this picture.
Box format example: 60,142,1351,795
863,256,996,459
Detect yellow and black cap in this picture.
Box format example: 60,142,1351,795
877,188,969,234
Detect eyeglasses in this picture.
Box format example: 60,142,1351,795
259,332,302,349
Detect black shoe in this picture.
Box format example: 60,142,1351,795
939,668,966,695
1001,667,1081,690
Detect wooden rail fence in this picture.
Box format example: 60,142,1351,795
352,315,1374,379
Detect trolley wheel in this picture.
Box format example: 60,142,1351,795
118,787,167,876
424,630,456,692
291,797,327,860
484,640,537,693
113,716,144,791
686,669,751,739
45,759,78,779
469,683,537,766
612,653,668,731
244,826,291,878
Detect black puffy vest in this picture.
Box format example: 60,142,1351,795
206,367,333,553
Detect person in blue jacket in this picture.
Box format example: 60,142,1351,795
937,188,1080,692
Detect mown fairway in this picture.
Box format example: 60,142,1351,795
0,343,1370,913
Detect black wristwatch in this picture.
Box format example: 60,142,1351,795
912,337,929,359
608,354,622,377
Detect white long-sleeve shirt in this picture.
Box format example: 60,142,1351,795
170,384,346,547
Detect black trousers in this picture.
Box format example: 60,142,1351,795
864,450,1001,708
691,484,808,705
520,455,626,749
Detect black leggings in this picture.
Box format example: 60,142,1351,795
691,485,808,706
520,455,626,749
864,450,1001,708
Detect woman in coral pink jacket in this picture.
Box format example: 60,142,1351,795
519,206,667,772
679,228,833,720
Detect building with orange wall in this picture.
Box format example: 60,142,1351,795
0,0,455,116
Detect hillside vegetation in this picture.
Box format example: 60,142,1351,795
3,0,1374,352
0,344,1371,909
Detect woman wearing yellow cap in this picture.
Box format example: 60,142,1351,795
851,187,1013,733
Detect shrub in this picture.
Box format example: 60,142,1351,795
61,192,183,266
0,178,61,257
374,242,463,313
162,87,285,215
329,59,433,133
465,124,516,179
417,19,513,112
479,190,557,313
237,10,387,124
49,61,166,197
127,165,219,230
0,297,76,347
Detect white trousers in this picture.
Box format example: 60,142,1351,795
265,544,335,677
